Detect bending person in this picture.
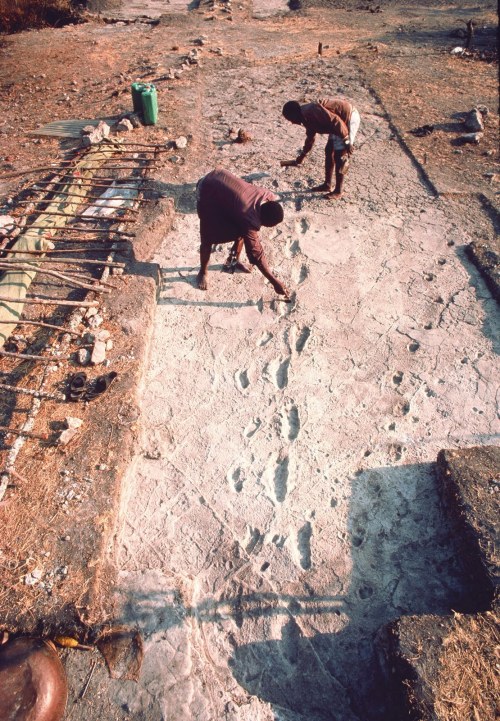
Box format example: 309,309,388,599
281,97,360,199
197,167,289,298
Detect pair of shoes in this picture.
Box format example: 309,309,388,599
68,372,87,401
66,371,118,402
85,371,118,401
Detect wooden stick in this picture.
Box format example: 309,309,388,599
0,256,125,267
0,425,49,440
0,384,66,401
26,240,131,246
30,180,144,189
109,141,166,148
1,247,116,255
0,263,111,293
0,165,76,180
27,227,135,235
0,319,82,335
14,210,136,223
0,349,71,362
0,296,98,307
15,197,140,209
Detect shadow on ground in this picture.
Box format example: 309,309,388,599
115,461,475,720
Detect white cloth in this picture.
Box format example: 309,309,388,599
330,107,361,151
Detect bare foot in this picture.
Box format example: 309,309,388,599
324,191,343,200
310,183,332,192
197,271,208,290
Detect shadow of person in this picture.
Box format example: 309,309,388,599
229,617,381,721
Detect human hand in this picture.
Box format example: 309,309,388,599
346,144,354,157
273,280,291,300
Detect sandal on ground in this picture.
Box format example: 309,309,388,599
68,372,87,401
85,371,118,401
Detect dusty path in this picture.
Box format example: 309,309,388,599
61,42,500,720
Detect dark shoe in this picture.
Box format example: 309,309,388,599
68,372,87,401
85,371,118,401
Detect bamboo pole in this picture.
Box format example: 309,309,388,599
0,426,49,440
0,263,111,293
0,256,125,267
0,319,81,335
0,296,98,307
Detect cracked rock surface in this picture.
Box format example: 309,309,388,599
50,2,499,720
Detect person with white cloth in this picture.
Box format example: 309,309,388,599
281,97,361,200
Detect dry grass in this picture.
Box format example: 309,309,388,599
0,0,81,34
434,611,500,721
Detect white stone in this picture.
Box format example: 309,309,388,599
91,339,107,365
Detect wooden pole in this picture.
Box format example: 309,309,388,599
0,256,125,267
0,425,49,440
27,227,135,235
14,210,136,223
0,384,66,402
0,350,72,362
0,319,82,335
0,263,111,293
0,296,98,307
1,247,120,255
15,198,141,210
29,180,144,189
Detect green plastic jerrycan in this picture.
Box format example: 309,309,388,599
141,85,158,126
131,82,146,113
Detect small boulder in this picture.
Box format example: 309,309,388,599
91,339,107,365
174,136,188,149
116,118,134,132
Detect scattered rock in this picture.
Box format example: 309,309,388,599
77,348,91,366
91,339,107,365
81,120,110,147
88,314,103,329
174,136,188,149
127,112,142,128
116,118,134,132
58,417,83,445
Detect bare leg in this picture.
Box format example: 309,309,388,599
197,243,211,290
325,150,347,199
311,138,335,192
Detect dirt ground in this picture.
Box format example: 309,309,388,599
0,1,499,720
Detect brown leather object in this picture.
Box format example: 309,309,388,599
0,638,68,721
